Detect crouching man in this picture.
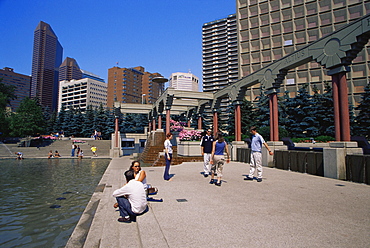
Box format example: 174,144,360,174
113,170,148,222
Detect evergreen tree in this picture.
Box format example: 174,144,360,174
311,83,334,136
0,81,16,136
81,105,95,137
94,104,108,137
284,84,318,137
70,107,84,136
254,88,270,127
241,98,257,135
61,107,75,136
9,97,44,137
354,82,370,138
102,108,115,139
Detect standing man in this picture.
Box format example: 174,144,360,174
244,126,273,182
200,129,214,177
71,142,76,157
113,170,148,222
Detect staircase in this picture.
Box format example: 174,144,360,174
139,131,203,167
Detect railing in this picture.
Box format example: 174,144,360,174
346,155,370,184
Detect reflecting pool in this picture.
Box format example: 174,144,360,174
0,158,110,248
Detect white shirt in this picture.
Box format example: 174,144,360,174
164,139,173,154
112,180,147,214
136,170,148,190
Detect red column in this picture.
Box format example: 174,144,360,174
213,111,218,137
152,118,156,131
166,109,171,134
332,74,341,141
269,93,279,141
187,120,191,128
158,115,162,129
198,116,202,130
338,72,351,141
115,117,119,147
235,104,241,141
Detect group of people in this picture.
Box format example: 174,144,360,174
70,143,98,158
47,150,61,158
200,126,273,185
112,126,273,223
112,161,151,223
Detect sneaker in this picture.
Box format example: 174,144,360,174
118,217,131,223
244,176,253,181
215,181,222,186
257,178,262,182
209,179,215,184
204,173,209,178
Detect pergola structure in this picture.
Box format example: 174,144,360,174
116,14,370,142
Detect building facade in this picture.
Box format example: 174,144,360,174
202,14,238,93
31,21,63,110
81,69,105,83
142,72,165,104
237,0,370,106
58,78,107,112
107,66,164,107
0,67,31,111
59,57,82,82
169,72,199,91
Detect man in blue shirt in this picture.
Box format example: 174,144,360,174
245,126,273,182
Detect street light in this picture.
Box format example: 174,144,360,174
152,77,168,96
142,94,146,104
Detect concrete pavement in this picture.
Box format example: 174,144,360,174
67,157,370,248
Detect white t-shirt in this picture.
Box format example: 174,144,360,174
164,139,173,154
136,170,148,190
112,180,147,214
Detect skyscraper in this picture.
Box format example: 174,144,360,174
59,57,82,82
31,21,63,110
202,14,238,93
237,0,369,106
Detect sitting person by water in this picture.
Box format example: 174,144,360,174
48,150,53,159
78,150,83,159
112,170,148,222
15,152,23,160
54,151,61,157
129,160,158,196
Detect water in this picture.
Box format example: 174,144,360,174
0,158,110,248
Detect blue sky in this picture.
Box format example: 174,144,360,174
0,0,236,90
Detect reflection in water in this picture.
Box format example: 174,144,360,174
0,158,110,248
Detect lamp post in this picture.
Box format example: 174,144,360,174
142,94,146,104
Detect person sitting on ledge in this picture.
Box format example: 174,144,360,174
112,170,148,223
47,150,53,159
54,151,61,157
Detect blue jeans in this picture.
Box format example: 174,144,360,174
116,197,148,220
71,149,75,157
164,153,172,180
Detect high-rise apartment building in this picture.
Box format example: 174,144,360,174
107,66,164,107
58,78,107,112
237,0,369,106
59,57,82,82
142,72,165,104
169,72,199,91
0,67,31,111
202,14,238,93
31,21,63,110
